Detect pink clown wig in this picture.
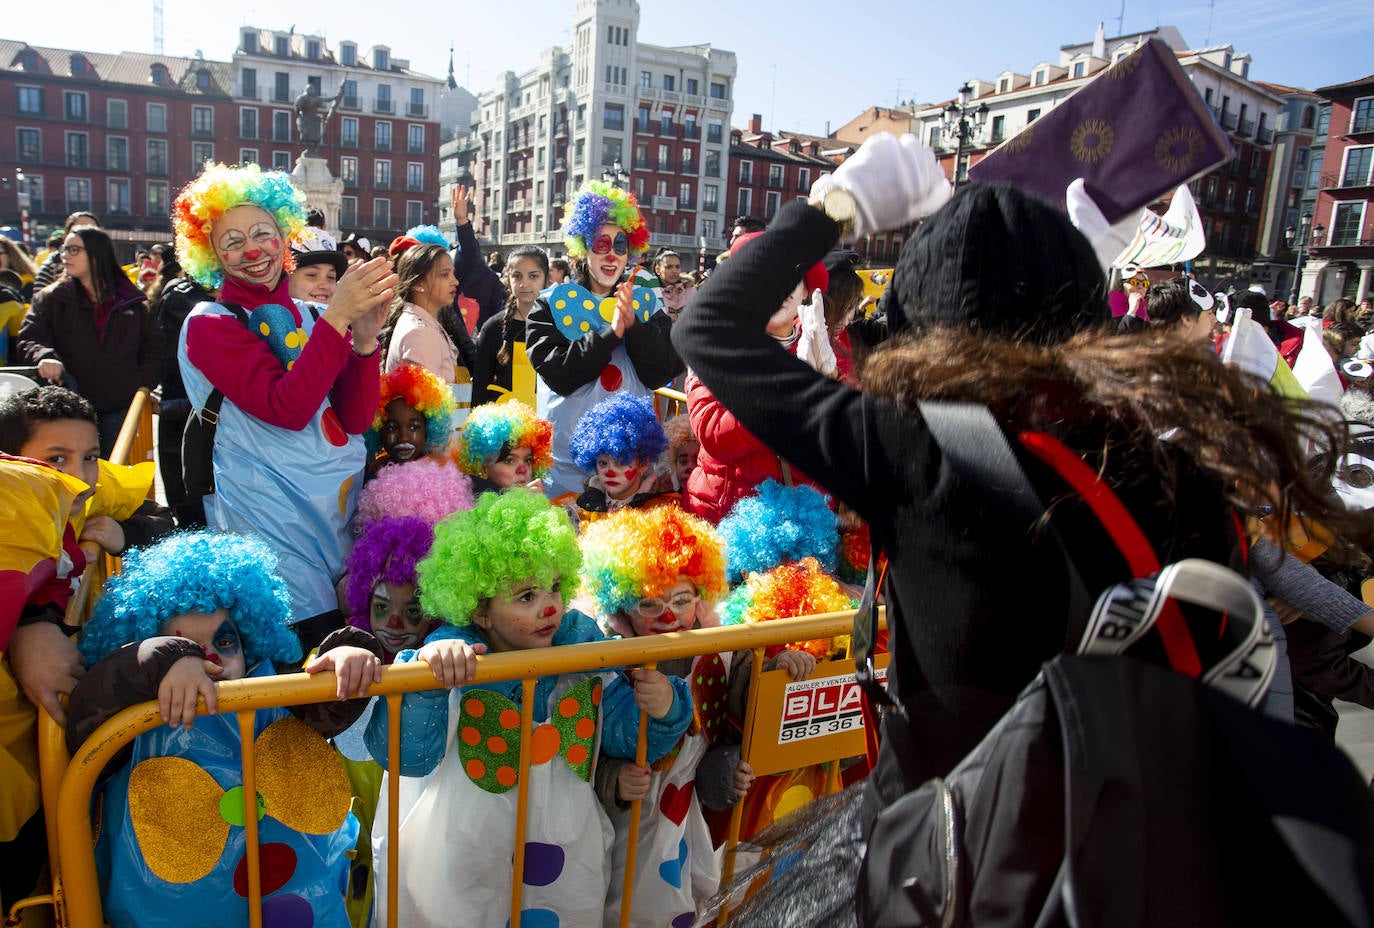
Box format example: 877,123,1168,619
355,457,474,528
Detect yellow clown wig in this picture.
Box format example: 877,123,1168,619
580,506,728,620
172,162,308,288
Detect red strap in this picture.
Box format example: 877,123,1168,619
1018,431,1203,678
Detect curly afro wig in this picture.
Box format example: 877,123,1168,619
80,531,300,667
560,180,650,258
172,162,307,289
580,506,727,619
718,480,837,581
356,457,474,528
345,515,435,621
366,364,457,459
569,394,668,472
453,401,554,478
718,557,854,659
417,488,581,626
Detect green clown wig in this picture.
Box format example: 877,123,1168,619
172,162,308,288
417,488,582,625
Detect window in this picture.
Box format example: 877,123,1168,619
634,177,646,199
1034,69,1047,86
656,180,668,197
1343,147,1373,187
147,180,168,218
1027,108,1041,123
192,142,214,170
377,85,392,114
928,125,941,147
1353,98,1374,134
274,111,291,142
196,69,211,91
65,133,88,167
708,119,722,143
574,138,585,165
999,78,1010,93
990,114,1006,142
686,78,699,96
739,160,753,184
66,178,91,212
17,128,40,163
147,139,168,174
409,88,425,117
307,40,320,60
704,218,717,241
1302,106,1316,130
273,152,291,171
18,87,42,115
64,91,87,121
341,195,358,227
638,106,651,131
679,182,693,207
604,104,624,131
1330,202,1365,246
407,162,424,191
406,200,424,228
737,187,752,216
376,121,392,150
342,80,358,109
1316,104,1331,138
341,44,356,67
107,137,129,171
681,147,695,172
768,164,783,187
601,137,622,166
765,190,780,220
705,149,720,177
658,143,671,170
274,35,289,56
663,75,675,92
374,198,391,228
641,71,652,89
239,148,259,165
306,75,321,96
704,184,718,211
375,160,391,188
341,156,358,184
274,72,291,103
341,117,359,147
408,124,425,153
242,30,258,54
107,99,128,129
710,82,726,99
1072,62,1086,78
241,108,259,139
1306,151,1324,194
192,106,214,137
798,167,810,191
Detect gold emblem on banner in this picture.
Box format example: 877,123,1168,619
1153,125,1206,173
1070,119,1116,164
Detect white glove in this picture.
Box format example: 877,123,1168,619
1065,178,1145,272
810,132,950,240
796,291,837,377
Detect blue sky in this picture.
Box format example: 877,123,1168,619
19,0,1374,137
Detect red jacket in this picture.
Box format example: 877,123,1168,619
684,370,817,524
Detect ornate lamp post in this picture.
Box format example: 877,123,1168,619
600,158,628,190
1284,212,1325,305
941,83,990,188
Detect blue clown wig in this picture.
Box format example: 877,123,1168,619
80,531,300,667
718,480,838,581
405,225,451,247
569,394,668,472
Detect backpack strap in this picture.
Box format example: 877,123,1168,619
183,302,253,495
197,302,251,425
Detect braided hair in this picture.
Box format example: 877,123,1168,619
496,245,550,367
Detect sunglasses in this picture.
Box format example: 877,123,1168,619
590,233,628,256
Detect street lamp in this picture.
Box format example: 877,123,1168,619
600,158,628,190
15,167,29,247
1284,212,1325,304
941,83,990,188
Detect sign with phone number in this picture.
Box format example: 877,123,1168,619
747,654,889,776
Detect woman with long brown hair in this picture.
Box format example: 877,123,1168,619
380,243,462,383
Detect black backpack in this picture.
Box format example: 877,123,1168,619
181,301,320,496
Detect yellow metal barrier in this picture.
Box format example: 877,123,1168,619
654,386,688,421
57,610,881,928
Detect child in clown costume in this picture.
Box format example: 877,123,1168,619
526,181,684,501
66,532,383,928
579,506,743,928
174,163,397,652
451,399,554,496
365,363,457,476
364,489,691,928
570,394,678,525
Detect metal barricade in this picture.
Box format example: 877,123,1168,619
654,386,688,421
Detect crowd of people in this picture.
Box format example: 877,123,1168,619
2,127,1374,926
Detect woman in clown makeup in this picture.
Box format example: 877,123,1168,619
173,163,398,652
525,181,684,501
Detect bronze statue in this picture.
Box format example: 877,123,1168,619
295,84,345,157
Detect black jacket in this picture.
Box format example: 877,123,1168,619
471,309,521,407
151,276,213,413
672,201,1241,812
18,276,162,412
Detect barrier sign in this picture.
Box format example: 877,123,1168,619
747,654,888,776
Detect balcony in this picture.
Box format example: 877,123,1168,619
766,176,785,189
553,192,566,207
989,130,1006,145
1237,118,1254,138
705,165,721,178
407,103,429,118
677,198,696,211
683,126,701,141
707,129,723,144
340,96,361,111
1351,116,1374,136
240,128,259,141
373,98,394,114
374,141,393,152
1257,126,1273,144
341,136,359,149
657,159,675,172
191,126,214,139
408,143,426,154
272,89,293,104
554,157,567,172
240,89,261,101
373,178,392,190
509,197,530,212
554,123,568,139
407,181,426,192
1320,172,1374,191
1316,235,1374,249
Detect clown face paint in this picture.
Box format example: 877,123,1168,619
162,608,247,680
381,397,427,463
587,224,629,294
476,577,564,652
212,205,285,287
486,443,534,488
628,578,699,637
369,581,436,655
596,455,646,501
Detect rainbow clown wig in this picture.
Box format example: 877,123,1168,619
718,480,838,582
719,557,854,659
580,506,728,623
172,162,308,289
356,457,474,528
570,394,668,472
80,531,300,667
345,515,435,624
366,364,457,460
417,488,582,626
453,401,554,478
560,180,650,258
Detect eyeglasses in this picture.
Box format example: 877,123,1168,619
61,245,85,257
634,592,698,618
590,233,628,256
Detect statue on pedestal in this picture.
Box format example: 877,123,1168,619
295,85,345,158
